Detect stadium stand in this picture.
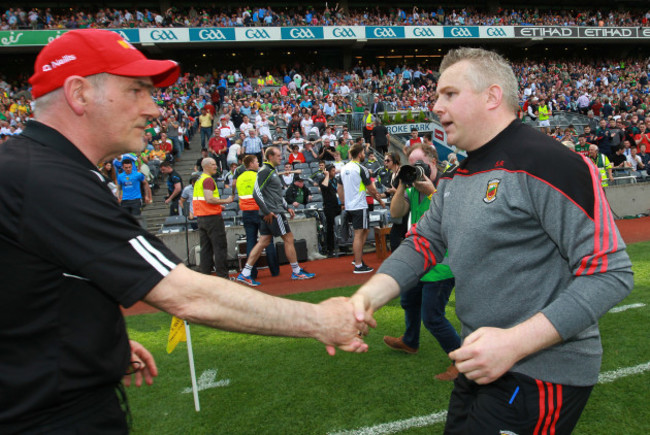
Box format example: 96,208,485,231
2,6,650,30
3,8,649,235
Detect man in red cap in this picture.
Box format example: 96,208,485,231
0,29,367,433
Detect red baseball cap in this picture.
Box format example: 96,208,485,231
29,29,180,99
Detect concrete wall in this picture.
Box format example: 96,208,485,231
604,183,650,218
157,217,320,264
157,183,648,264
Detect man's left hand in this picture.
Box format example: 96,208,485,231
449,327,520,385
123,340,158,387
288,208,296,219
414,178,436,195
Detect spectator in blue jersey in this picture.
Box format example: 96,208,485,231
117,158,152,216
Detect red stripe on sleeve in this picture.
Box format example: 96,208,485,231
576,155,617,276
406,224,437,271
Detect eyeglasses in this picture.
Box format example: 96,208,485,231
384,160,392,163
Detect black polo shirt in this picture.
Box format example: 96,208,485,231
0,121,181,431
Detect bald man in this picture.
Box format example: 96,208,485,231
193,157,234,277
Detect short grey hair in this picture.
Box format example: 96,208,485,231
32,72,110,118
32,88,62,118
440,47,519,113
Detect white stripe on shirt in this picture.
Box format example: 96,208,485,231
136,235,178,270
129,237,173,276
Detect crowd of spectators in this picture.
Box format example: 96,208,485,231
3,54,649,203
3,5,650,30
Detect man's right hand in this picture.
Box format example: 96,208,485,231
263,212,276,224
317,297,371,356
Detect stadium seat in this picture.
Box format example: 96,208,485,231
221,210,238,226
159,215,192,234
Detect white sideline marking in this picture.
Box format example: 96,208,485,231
181,369,230,394
330,361,650,434
608,303,645,313
598,361,650,384
328,410,447,435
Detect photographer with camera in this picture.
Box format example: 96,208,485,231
377,152,408,251
383,143,461,381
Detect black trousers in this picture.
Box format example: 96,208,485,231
120,199,142,216
389,220,408,252
11,386,128,435
168,198,180,216
324,206,341,254
197,214,229,278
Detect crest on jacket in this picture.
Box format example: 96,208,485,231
483,178,501,203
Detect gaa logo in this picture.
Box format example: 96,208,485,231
117,31,131,41
373,27,397,38
245,29,270,39
413,27,436,37
289,28,316,39
450,27,473,37
486,27,507,37
150,30,178,41
333,27,356,38
198,29,227,40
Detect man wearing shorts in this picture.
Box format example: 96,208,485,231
338,143,385,273
236,147,315,286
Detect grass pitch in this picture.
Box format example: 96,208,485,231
126,241,650,434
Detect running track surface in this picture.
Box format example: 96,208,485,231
123,216,650,316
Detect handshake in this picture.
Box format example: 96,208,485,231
308,274,401,355
314,293,377,355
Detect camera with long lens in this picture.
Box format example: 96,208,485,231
393,160,431,187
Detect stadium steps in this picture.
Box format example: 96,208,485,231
143,134,202,233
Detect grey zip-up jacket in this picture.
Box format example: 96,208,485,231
253,162,288,215
378,120,633,386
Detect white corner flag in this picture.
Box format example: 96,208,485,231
167,316,201,412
